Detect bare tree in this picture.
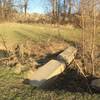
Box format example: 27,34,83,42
0,0,15,20
91,0,96,75
79,0,100,75
68,0,72,15
63,0,67,22
23,0,28,16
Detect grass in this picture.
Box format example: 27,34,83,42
0,23,82,47
0,23,100,100
0,23,99,48
0,66,100,100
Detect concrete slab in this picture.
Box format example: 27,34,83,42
57,46,77,65
27,46,77,88
28,60,66,87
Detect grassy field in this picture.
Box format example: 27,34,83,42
0,23,82,47
0,23,100,47
0,23,100,100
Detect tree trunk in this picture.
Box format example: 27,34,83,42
63,0,67,22
68,0,72,15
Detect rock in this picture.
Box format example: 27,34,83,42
14,63,28,74
28,60,66,87
14,64,21,74
57,46,77,65
91,79,100,92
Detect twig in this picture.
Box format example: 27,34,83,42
0,55,16,62
73,59,93,94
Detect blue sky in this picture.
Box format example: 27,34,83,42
27,0,80,14
28,0,50,13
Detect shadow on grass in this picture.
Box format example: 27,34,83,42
36,50,63,66
24,68,99,94
21,28,53,40
14,30,37,42
0,50,9,58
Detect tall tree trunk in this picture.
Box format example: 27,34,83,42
63,0,67,22
91,0,96,75
68,0,72,15
52,0,55,17
24,0,28,16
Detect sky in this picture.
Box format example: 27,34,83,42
27,0,80,14
28,0,50,14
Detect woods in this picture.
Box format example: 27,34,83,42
0,0,100,25
0,0,29,21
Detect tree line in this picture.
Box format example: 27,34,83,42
0,0,28,21
0,0,100,25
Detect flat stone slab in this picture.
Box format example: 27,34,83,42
28,60,66,87
57,46,77,65
27,46,77,88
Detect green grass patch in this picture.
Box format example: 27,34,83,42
0,23,82,46
0,67,100,100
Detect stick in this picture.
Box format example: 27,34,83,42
73,59,93,94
